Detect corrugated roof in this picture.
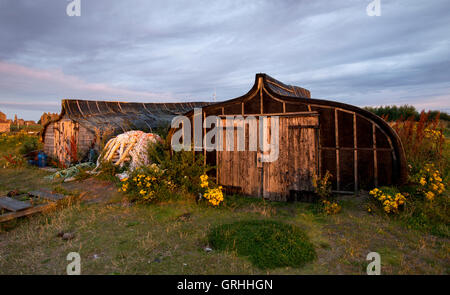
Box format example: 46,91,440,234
42,99,213,140
264,74,311,98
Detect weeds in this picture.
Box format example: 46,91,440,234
313,171,341,215
0,132,41,168
96,160,124,182
401,195,450,237
368,187,407,214
119,141,223,205
392,111,446,176
119,163,180,203
147,141,211,196
366,111,449,237
19,136,40,155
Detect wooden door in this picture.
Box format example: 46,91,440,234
217,117,260,196
217,113,319,201
262,115,319,201
53,119,78,165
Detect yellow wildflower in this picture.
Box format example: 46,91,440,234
425,191,435,201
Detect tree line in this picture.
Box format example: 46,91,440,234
364,105,450,122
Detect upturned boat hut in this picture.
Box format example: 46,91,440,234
172,73,407,200
41,99,210,164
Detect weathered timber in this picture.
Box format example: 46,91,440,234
28,190,65,201
0,197,32,212
170,73,409,198
41,99,212,165
0,203,56,223
216,114,318,201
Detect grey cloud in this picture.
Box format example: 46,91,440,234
0,0,449,120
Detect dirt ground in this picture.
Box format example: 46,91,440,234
61,178,123,204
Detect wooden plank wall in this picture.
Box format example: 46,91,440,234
218,118,260,196
54,119,77,165
77,125,96,157
44,124,55,156
318,107,395,192
263,115,318,201
217,114,318,201
46,119,96,165
215,105,396,196
178,75,405,197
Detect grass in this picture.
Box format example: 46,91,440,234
0,128,449,274
400,200,450,238
0,166,448,274
208,220,316,269
0,167,53,193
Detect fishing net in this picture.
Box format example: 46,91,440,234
96,130,162,171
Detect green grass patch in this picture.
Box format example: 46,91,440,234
208,220,316,269
377,247,403,267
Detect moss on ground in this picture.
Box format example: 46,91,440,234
208,220,316,269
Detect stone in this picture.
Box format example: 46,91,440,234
62,232,75,240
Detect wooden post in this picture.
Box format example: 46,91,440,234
353,113,358,193
260,86,263,114
203,111,206,166
192,115,195,161
315,127,320,179
318,123,322,179
373,123,378,187
216,117,220,185
334,108,340,191
216,108,224,185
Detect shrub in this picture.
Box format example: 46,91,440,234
0,132,41,168
313,171,341,214
392,111,447,176
119,140,220,204
397,164,449,237
401,192,449,238
19,136,40,155
147,141,210,196
1,153,25,168
312,171,332,199
97,160,124,181
198,173,224,206
376,110,450,237
119,163,178,203
208,220,316,269
368,187,407,214
368,180,448,237
321,199,342,215
414,163,446,201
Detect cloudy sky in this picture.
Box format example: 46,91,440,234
0,0,449,120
